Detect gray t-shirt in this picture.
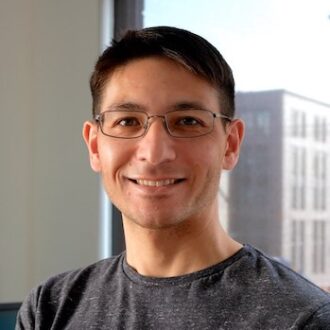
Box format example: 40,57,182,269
16,245,330,329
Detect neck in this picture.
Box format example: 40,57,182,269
122,205,242,277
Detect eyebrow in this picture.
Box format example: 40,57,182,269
171,101,211,112
105,103,146,112
104,101,212,113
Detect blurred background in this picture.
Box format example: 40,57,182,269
1,1,329,324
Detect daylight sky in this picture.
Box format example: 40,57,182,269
144,0,330,104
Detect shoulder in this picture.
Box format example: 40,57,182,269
16,254,124,329
242,245,329,297
36,253,123,299
235,245,330,325
302,302,330,329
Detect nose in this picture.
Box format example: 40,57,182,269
135,117,176,165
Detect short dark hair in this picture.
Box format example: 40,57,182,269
90,26,235,118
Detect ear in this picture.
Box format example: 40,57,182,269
82,121,101,172
222,119,245,170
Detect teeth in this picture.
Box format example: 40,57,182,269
136,179,176,187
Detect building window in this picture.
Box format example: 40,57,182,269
291,147,298,209
292,111,298,137
321,186,326,211
313,220,327,274
292,185,297,209
291,147,306,210
300,149,306,209
300,185,305,210
321,153,327,210
314,117,327,143
301,149,306,177
322,118,327,142
313,153,319,210
314,117,319,141
313,152,327,211
301,112,306,138
291,111,306,138
321,153,327,180
292,147,298,174
291,220,305,273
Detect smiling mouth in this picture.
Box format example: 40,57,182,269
129,178,184,187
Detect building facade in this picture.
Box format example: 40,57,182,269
230,90,330,289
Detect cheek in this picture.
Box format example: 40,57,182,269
188,149,223,187
98,141,132,179
194,145,224,170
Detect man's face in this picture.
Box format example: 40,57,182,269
84,56,243,229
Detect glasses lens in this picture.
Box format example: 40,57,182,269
166,110,214,137
101,111,147,138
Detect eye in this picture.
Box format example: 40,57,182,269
115,117,141,127
176,116,203,126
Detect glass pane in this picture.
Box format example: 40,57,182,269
144,0,330,291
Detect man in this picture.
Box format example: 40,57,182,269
17,26,330,329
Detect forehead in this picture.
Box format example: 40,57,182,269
100,56,221,113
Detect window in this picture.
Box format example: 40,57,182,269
301,113,306,138
314,117,320,141
313,153,320,210
292,111,298,137
314,117,327,143
291,147,306,210
144,0,330,290
291,111,306,138
291,220,305,273
322,118,327,142
301,148,306,178
313,221,327,274
313,152,328,211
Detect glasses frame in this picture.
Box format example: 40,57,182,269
94,109,233,139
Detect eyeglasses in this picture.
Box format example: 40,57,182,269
94,109,232,139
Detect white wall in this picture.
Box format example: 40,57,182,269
0,0,102,302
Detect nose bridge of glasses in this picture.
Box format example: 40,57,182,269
145,114,168,131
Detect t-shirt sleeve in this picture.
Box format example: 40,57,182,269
15,287,38,330
302,302,330,329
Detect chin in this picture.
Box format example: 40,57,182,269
123,210,187,231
